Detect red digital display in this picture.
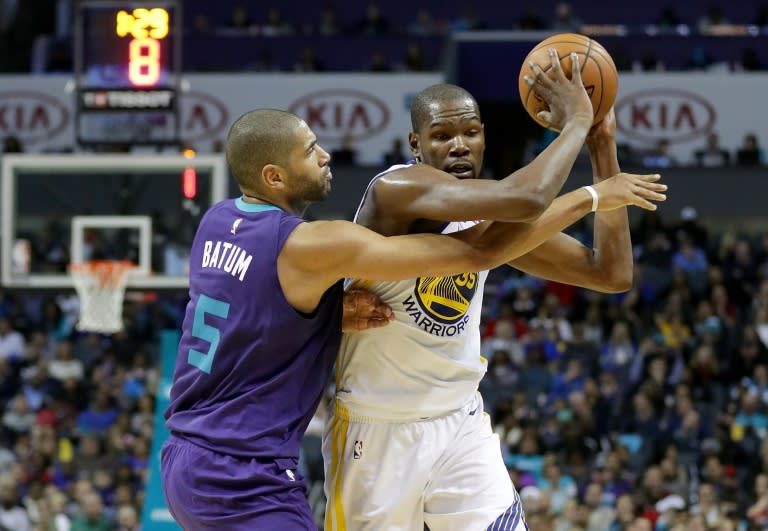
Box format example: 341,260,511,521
116,8,169,87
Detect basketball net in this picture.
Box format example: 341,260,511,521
69,260,136,334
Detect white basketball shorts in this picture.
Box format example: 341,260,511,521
322,393,527,531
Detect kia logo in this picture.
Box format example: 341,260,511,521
288,89,390,142
615,89,716,144
0,91,69,145
180,91,228,143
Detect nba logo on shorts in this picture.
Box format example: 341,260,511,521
354,440,363,459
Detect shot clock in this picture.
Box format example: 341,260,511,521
74,0,181,147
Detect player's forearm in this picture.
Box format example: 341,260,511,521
588,140,633,290
499,119,591,218
470,188,594,266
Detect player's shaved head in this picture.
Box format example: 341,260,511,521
410,84,480,132
226,109,302,191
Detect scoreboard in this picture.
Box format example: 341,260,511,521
74,0,181,147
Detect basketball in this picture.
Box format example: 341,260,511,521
518,33,618,131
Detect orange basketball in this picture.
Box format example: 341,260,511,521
518,33,618,131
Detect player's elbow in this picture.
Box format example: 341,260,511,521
469,244,505,271
597,267,634,293
506,193,547,222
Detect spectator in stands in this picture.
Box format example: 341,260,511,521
657,5,681,28
601,321,637,381
642,138,676,168
2,394,35,439
293,46,325,72
0,472,31,531
748,473,768,525
330,133,358,165
191,13,210,34
381,137,407,166
688,45,713,70
401,42,428,71
355,3,389,35
2,135,22,154
71,491,110,531
368,50,392,72
0,317,25,361
449,7,485,31
584,481,615,530
248,50,279,72
690,482,723,526
538,454,578,515
261,7,294,37
226,4,252,29
518,7,545,30
115,504,139,530
737,133,765,166
698,5,729,34
551,2,582,32
738,47,762,71
693,132,730,167
47,340,83,383
317,5,341,36
636,50,665,72
408,8,442,35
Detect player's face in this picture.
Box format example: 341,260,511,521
414,97,485,179
287,121,333,201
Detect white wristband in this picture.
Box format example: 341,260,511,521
583,185,598,212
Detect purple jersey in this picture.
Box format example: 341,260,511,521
165,197,343,460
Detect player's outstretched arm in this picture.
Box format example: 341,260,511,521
463,170,665,288
509,109,651,293
277,220,501,312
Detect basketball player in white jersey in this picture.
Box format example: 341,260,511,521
323,53,656,530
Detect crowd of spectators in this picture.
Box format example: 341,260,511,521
0,291,183,530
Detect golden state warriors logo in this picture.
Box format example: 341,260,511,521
402,272,478,337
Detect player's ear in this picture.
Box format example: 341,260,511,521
408,132,421,162
261,164,285,190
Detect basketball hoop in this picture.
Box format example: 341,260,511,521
69,260,136,334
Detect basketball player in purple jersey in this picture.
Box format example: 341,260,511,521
161,105,665,530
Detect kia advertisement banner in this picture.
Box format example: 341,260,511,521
613,73,768,165
2,72,765,166
0,73,442,165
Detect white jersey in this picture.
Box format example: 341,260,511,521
336,165,488,420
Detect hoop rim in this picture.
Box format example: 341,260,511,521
68,260,137,288
68,259,137,271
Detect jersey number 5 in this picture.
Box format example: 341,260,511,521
188,294,230,374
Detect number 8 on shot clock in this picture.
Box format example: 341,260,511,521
74,0,181,147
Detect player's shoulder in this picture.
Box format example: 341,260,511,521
373,163,455,193
288,219,357,243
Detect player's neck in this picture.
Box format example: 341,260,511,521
242,193,283,210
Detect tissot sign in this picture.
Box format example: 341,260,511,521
0,73,441,164
612,73,768,165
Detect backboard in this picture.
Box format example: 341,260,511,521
1,153,227,289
